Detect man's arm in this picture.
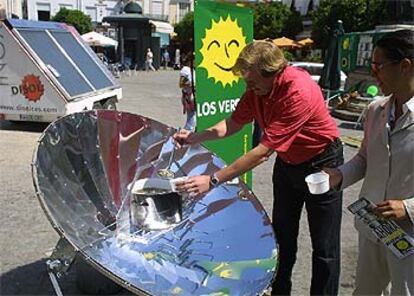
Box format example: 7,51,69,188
174,118,244,148
178,143,274,197
215,143,273,183
198,117,244,141
324,104,371,189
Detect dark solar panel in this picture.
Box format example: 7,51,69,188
19,30,93,97
51,31,114,90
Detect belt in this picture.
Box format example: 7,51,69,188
277,138,342,169
309,138,342,169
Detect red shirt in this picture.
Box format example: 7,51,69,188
231,66,339,165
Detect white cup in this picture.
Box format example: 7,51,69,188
305,172,330,195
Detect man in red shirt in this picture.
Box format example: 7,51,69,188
174,40,343,295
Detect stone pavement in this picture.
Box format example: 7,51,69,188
0,70,363,295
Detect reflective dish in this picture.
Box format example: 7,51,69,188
32,110,278,295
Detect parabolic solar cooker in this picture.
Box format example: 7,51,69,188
32,110,278,295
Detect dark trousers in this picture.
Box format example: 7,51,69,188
271,139,344,295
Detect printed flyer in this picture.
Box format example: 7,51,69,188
348,197,414,259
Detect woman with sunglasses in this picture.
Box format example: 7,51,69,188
325,29,414,295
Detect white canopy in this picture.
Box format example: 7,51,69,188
81,31,118,47
149,20,174,34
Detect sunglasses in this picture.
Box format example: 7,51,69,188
371,60,400,72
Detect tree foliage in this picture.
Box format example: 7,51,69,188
251,2,303,40
282,8,303,39
174,4,303,50
174,12,194,53
52,8,92,35
311,0,388,49
282,49,294,62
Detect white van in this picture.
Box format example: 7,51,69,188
290,62,347,91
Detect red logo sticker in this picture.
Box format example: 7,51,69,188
21,74,44,102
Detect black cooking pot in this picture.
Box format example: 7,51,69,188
130,188,182,231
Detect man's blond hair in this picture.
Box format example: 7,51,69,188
232,40,288,77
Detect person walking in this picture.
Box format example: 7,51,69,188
325,29,414,296
162,49,170,70
174,48,181,70
145,48,156,71
179,52,196,131
174,40,343,295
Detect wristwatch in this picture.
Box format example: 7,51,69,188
210,173,220,188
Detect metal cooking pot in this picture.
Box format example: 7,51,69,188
130,185,183,231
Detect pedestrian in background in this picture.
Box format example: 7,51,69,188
325,29,414,296
162,49,170,70
179,52,196,131
145,48,156,71
174,48,181,70
174,40,343,295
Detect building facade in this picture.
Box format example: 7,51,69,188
168,0,192,25
26,0,173,23
0,0,23,19
4,0,192,26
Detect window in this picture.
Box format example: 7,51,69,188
178,2,190,22
36,2,50,21
85,6,97,22
37,10,50,21
151,0,163,16
106,7,115,16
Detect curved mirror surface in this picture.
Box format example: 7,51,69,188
33,110,278,295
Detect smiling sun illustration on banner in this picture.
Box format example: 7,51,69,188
199,15,247,87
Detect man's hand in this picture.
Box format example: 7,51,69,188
173,118,243,149
175,175,211,198
173,129,199,148
375,200,407,221
322,167,343,189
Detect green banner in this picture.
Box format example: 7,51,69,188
194,0,253,187
340,34,359,73
341,31,387,74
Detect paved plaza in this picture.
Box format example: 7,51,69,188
0,70,363,295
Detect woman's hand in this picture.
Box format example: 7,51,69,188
375,200,407,221
172,129,199,148
175,175,211,198
322,167,343,189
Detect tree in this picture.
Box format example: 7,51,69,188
173,5,303,51
282,7,304,39
174,12,194,53
311,0,388,49
52,8,92,35
251,2,303,40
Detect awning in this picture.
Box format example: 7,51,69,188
297,37,314,47
81,31,118,47
149,20,174,34
273,36,302,49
